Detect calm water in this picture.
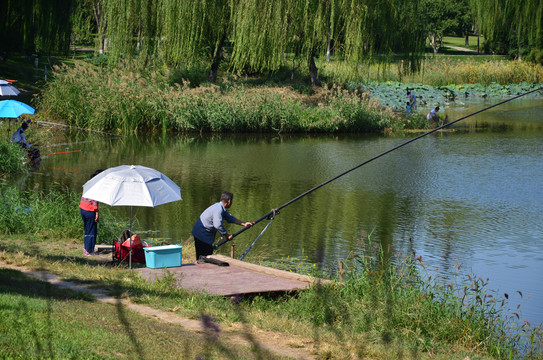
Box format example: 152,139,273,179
12,98,543,326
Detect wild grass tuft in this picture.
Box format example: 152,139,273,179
0,184,122,242
0,141,27,174
251,236,542,358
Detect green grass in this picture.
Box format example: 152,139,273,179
442,35,483,52
0,268,278,360
37,62,413,134
1,207,541,360
0,141,27,174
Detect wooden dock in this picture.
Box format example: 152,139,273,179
134,255,328,296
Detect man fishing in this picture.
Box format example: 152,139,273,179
192,191,253,260
11,120,31,148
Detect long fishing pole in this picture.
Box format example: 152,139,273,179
35,120,124,137
215,86,543,250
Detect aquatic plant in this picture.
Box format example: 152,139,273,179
345,80,543,112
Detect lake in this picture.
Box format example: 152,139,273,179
12,97,543,327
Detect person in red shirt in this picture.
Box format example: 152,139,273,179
79,170,103,256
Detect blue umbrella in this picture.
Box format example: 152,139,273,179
0,100,35,118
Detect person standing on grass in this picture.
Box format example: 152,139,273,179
79,170,103,256
192,191,253,260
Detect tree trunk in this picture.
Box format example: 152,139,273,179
464,28,469,47
208,34,226,83
308,52,321,87
326,28,331,62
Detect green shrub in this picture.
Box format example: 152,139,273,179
0,141,27,174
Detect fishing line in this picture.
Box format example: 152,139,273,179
239,218,275,261
35,120,124,137
215,86,543,251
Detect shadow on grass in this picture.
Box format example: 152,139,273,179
0,248,298,359
0,268,95,302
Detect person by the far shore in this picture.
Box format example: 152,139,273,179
426,106,440,123
406,101,412,114
407,91,417,110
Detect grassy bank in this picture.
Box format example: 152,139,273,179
38,63,408,135
0,186,542,359
35,57,543,135
0,267,273,360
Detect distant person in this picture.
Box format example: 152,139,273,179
426,106,440,122
418,95,426,106
192,191,253,260
407,91,417,110
406,101,412,114
11,120,31,148
80,170,103,256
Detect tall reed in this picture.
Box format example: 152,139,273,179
318,56,543,85
0,141,27,174
0,185,121,242
250,237,541,358
38,62,412,134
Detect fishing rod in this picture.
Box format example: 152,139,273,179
214,86,543,251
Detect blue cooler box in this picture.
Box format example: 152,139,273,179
144,245,183,268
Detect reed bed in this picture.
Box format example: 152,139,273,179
318,56,543,86
38,62,412,134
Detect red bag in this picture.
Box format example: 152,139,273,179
113,231,146,264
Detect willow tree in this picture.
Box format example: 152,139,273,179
229,0,425,86
99,0,159,64
0,0,74,57
229,0,337,86
473,0,543,61
157,0,231,81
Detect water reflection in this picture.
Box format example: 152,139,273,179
9,99,543,326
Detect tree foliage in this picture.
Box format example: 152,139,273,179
0,0,74,56
420,0,474,53
473,0,543,61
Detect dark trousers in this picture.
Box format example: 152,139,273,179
194,237,213,260
81,209,97,253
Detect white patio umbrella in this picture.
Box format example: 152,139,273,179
0,80,21,96
82,165,182,268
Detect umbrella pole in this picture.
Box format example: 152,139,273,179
129,207,133,269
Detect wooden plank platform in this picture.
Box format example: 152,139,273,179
134,255,329,296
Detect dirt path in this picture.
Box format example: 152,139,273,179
0,262,318,360
445,45,481,54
